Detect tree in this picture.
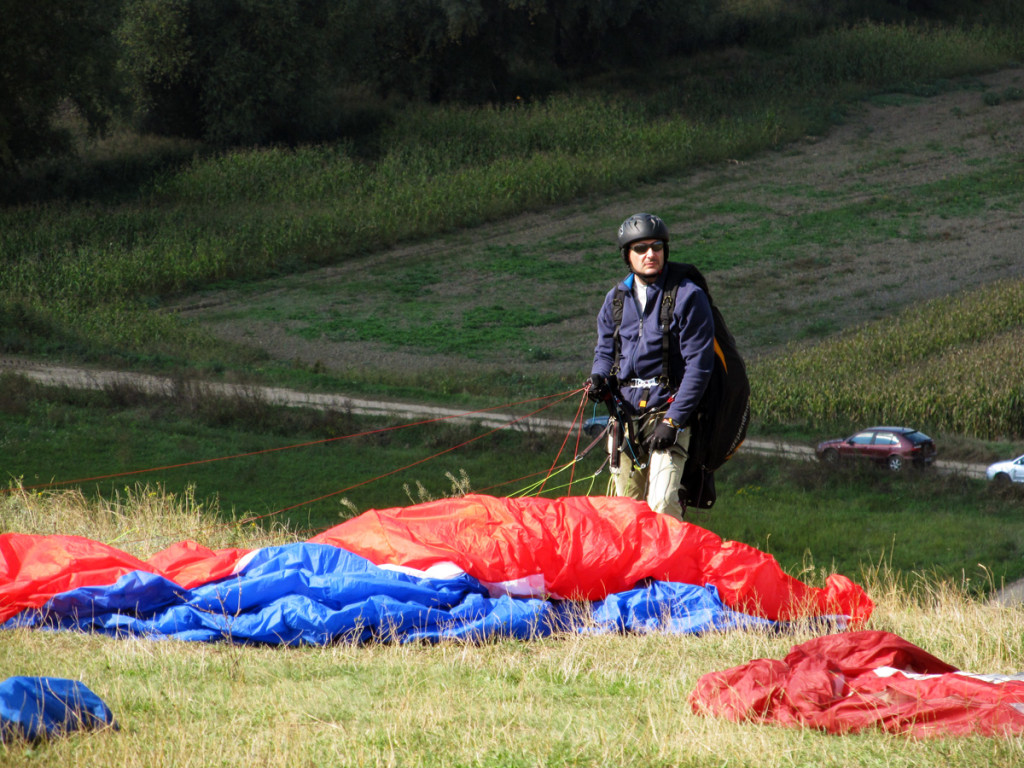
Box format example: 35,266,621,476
119,0,342,145
0,0,122,170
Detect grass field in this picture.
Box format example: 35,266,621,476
3,19,1024,764
2,490,1024,766
0,374,571,526
2,612,1023,767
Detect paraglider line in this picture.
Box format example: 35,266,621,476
2,391,577,494
538,390,590,494
238,390,583,528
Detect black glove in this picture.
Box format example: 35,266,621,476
646,419,678,452
586,373,610,402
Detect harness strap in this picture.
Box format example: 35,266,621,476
659,283,676,386
610,289,625,378
608,416,621,471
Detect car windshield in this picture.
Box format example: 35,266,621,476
903,431,932,444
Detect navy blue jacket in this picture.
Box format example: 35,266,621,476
591,268,715,426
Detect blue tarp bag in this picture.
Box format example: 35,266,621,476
0,677,117,742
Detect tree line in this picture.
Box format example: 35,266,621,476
0,0,1011,170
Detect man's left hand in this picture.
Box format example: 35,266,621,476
646,419,677,452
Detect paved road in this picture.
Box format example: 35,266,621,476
740,437,989,480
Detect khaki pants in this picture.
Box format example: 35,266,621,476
609,412,691,520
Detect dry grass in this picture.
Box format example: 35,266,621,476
3,488,1024,765
0,485,290,558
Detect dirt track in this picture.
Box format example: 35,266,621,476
0,355,988,479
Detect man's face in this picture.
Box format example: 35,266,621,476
627,239,665,282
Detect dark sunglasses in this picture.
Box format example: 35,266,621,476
630,241,665,255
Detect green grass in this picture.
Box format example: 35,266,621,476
167,144,1023,394
668,150,1024,266
0,379,579,530
3,609,1022,767
1,20,1021,385
291,298,567,359
705,455,1024,595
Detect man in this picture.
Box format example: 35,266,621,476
587,212,715,519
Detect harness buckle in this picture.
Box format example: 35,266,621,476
623,378,659,388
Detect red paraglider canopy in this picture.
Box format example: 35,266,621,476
690,630,1024,737
310,494,872,623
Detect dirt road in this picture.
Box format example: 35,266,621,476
0,356,988,478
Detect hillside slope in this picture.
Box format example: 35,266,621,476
175,68,1024,379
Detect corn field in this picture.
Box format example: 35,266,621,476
752,279,1024,439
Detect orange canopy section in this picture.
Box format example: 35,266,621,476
311,494,873,624
0,534,251,623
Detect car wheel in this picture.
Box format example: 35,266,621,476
821,448,839,464
887,455,903,472
993,473,1012,487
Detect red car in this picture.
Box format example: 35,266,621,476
815,426,936,471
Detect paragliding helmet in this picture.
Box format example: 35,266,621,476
617,213,670,265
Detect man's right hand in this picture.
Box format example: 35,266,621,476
586,374,610,402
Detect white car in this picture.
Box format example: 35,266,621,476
986,454,1024,485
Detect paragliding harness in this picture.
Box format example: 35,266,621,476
605,262,750,511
